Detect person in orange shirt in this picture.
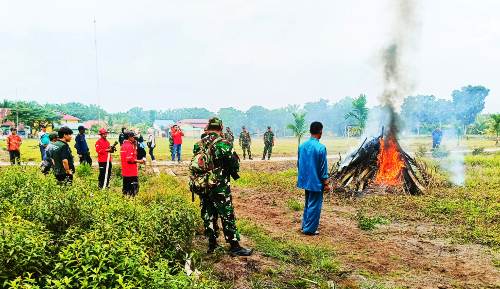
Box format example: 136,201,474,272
6,128,22,165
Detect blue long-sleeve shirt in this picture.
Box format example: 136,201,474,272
297,137,329,192
75,133,89,154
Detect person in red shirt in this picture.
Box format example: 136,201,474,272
120,131,145,196
6,128,22,165
95,128,117,189
171,125,184,162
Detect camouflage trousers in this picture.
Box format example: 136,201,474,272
263,143,273,159
241,145,252,159
200,187,240,243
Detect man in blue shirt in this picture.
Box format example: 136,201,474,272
297,121,329,235
75,126,92,166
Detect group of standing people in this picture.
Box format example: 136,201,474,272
3,119,332,258
222,125,275,160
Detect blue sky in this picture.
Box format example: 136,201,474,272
1,0,499,113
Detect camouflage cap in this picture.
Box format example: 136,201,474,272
208,117,223,129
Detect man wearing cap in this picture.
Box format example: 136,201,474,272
238,126,252,160
52,127,75,185
38,125,50,160
190,117,252,256
96,128,116,189
120,130,145,196
6,127,22,165
75,126,92,166
262,126,275,160
40,132,59,175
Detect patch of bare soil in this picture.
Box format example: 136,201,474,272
229,185,500,289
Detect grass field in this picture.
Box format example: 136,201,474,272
225,152,500,288
0,146,498,287
1,134,498,163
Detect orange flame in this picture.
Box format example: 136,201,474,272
374,135,405,186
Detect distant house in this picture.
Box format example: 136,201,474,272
61,114,81,124
58,114,85,131
176,119,209,137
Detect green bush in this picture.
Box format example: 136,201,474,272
0,166,215,288
75,163,93,178
472,147,486,155
0,216,52,284
47,231,149,288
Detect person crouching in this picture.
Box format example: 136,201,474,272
120,130,145,196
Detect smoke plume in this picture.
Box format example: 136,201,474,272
381,0,419,136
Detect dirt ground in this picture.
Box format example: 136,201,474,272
173,161,500,289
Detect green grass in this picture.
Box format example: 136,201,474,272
286,198,304,212
235,168,299,194
2,135,498,163
355,152,500,248
238,220,341,287
356,213,390,231
236,152,500,249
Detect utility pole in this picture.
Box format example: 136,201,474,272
94,16,101,126
15,88,19,130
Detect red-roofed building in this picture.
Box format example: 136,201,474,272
61,114,81,123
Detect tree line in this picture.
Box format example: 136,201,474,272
2,84,498,139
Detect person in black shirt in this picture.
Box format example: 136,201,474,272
118,127,127,146
52,127,75,185
135,129,147,161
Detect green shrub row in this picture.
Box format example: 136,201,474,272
0,166,217,289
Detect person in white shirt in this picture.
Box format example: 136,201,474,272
147,128,156,162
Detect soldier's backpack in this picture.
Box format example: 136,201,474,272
189,136,222,197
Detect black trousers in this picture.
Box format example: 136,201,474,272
9,150,20,165
148,146,155,161
98,162,112,189
79,152,92,166
55,174,73,185
123,176,139,196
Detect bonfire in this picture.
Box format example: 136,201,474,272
331,128,427,196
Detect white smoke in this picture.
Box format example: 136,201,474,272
438,128,466,186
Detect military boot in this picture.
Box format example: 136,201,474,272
207,238,218,254
229,241,253,257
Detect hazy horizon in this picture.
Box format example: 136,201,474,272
2,0,499,113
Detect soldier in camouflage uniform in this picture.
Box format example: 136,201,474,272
225,127,235,145
190,117,253,256
238,126,252,160
168,126,174,159
262,126,275,160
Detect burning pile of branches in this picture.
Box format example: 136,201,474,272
330,129,427,196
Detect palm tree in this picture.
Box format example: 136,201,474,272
287,112,307,148
345,94,369,132
490,114,500,145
